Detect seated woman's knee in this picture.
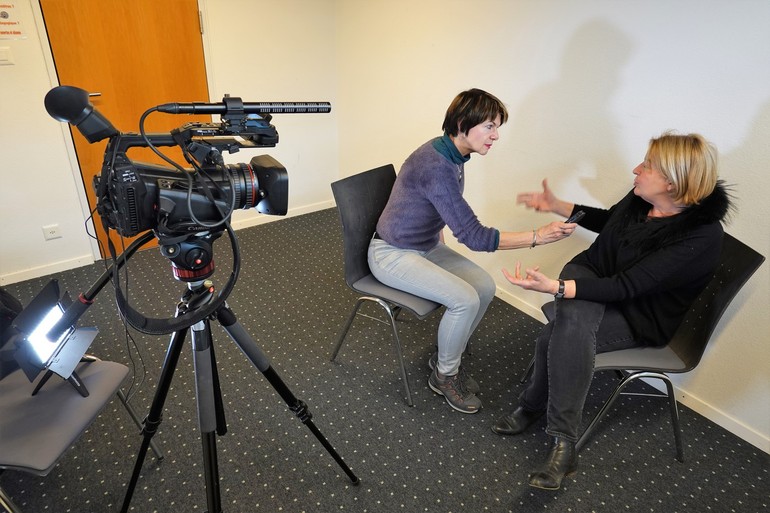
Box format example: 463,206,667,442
477,272,497,304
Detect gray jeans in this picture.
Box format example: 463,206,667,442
368,238,496,376
519,263,642,441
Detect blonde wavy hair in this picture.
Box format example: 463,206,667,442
646,132,718,205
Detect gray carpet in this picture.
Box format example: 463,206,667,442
1,208,767,512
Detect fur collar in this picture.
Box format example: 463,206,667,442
615,181,733,251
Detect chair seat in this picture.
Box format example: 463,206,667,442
594,345,688,373
352,274,440,318
543,300,689,373
0,360,129,475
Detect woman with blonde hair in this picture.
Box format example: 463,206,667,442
496,132,731,490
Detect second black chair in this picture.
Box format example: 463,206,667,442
519,232,764,462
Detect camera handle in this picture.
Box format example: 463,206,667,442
120,281,359,513
46,231,156,340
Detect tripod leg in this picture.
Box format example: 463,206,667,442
190,318,223,513
207,328,228,436
30,370,54,396
117,389,163,460
216,305,360,485
66,371,90,397
120,328,188,513
30,370,90,397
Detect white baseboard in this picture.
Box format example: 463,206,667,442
1,202,337,286
494,287,770,455
0,254,96,286
671,386,770,454
230,200,335,231
495,287,546,322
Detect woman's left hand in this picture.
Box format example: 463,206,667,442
502,262,558,295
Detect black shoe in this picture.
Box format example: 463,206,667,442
491,407,544,436
528,436,577,490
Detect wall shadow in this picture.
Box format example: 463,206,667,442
504,19,634,207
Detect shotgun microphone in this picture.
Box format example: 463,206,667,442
156,101,332,115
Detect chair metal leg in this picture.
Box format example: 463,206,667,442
330,296,414,407
577,371,683,462
331,298,367,361
0,483,22,513
577,372,640,451
376,298,414,407
520,356,535,384
661,377,684,462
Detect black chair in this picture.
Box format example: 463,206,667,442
521,233,764,462
0,358,162,513
330,164,442,406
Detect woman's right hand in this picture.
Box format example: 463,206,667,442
516,178,559,213
536,220,577,245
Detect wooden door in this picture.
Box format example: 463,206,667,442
40,0,210,257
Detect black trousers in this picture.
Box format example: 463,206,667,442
519,263,643,441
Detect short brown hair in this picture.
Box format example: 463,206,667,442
442,89,508,136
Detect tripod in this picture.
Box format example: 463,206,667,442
119,278,359,513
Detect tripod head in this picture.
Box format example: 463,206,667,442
158,230,222,282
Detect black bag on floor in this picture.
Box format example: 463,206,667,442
0,287,23,379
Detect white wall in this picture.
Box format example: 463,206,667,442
334,0,770,452
199,0,339,229
0,1,99,283
1,0,767,452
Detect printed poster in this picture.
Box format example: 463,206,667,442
0,3,25,39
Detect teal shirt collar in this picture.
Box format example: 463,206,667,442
432,133,471,165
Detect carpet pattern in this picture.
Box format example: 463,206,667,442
1,208,767,512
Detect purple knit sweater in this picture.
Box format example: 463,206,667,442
376,138,499,252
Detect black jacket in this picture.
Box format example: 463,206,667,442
566,182,732,346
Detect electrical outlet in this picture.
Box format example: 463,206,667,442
42,224,62,240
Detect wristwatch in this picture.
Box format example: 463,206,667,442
554,279,565,299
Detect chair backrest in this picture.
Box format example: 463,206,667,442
668,232,765,370
331,164,397,287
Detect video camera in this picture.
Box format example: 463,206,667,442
44,86,331,240
41,86,331,335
